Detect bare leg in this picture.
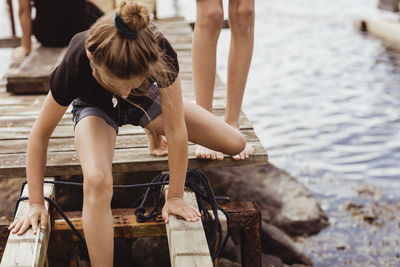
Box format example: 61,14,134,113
75,116,116,267
192,0,225,160
146,100,246,157
227,0,255,160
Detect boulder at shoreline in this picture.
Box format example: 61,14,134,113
203,163,329,237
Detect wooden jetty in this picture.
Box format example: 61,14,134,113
354,17,400,52
0,17,267,267
354,0,400,52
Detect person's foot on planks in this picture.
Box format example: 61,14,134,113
232,143,255,160
228,122,255,160
195,145,224,160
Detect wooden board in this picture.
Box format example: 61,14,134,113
0,141,267,179
0,129,259,154
164,186,213,267
6,47,67,94
97,0,157,19
0,178,55,267
52,208,225,240
378,0,399,12
354,17,400,52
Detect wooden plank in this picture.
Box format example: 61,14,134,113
52,208,166,240
378,0,399,12
0,117,253,142
0,178,55,267
114,0,156,18
354,17,400,52
0,37,20,49
6,47,67,94
0,107,247,125
0,115,253,140
0,141,267,179
164,186,213,267
0,129,259,154
51,208,225,240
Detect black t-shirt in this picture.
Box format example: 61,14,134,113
49,29,180,113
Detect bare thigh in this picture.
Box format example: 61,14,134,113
146,100,245,155
74,116,116,181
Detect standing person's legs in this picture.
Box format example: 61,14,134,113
192,0,223,111
192,0,225,160
75,116,116,267
226,0,255,159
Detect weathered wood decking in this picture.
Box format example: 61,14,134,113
0,17,268,180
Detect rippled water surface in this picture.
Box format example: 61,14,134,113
215,0,400,266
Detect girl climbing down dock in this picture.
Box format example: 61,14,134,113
8,1,246,266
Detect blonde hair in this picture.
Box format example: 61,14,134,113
85,1,174,90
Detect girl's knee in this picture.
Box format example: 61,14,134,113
83,170,113,202
225,133,246,155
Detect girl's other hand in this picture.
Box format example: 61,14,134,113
8,203,48,235
162,197,201,223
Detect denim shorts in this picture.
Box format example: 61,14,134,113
71,82,162,133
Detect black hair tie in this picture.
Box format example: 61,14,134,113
114,12,138,39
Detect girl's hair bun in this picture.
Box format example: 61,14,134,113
118,1,150,32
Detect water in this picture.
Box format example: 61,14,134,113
163,0,400,266
2,0,400,266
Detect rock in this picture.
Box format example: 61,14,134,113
130,236,170,267
219,236,241,263
203,164,329,236
262,254,284,267
261,222,312,266
284,264,312,267
218,258,241,267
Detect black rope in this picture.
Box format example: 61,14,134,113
13,169,230,262
133,169,231,259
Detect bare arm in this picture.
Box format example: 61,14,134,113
27,92,68,205
8,92,67,235
17,0,32,56
159,76,201,223
158,76,188,199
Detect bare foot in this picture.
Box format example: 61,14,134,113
145,130,168,156
232,143,255,160
195,145,224,160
